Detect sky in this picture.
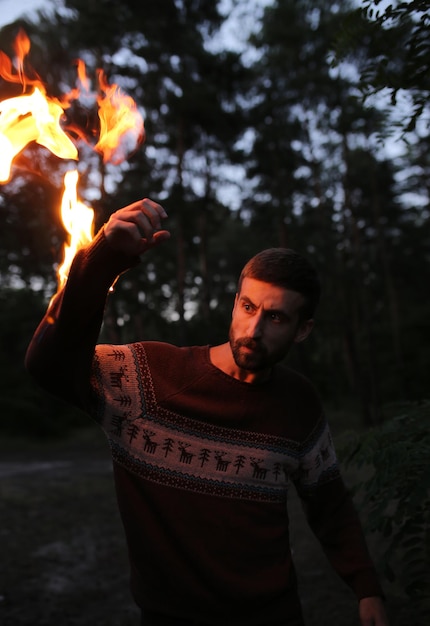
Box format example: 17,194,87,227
0,0,50,27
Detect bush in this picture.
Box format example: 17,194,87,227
0,286,89,438
340,401,430,625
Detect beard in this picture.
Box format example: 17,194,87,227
229,327,288,372
229,336,266,371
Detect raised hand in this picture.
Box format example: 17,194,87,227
104,198,170,256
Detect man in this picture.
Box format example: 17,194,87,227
26,198,389,626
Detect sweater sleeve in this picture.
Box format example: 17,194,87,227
300,476,383,599
25,228,138,410
293,419,384,601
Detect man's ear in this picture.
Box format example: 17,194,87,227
294,319,314,344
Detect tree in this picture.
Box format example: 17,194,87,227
335,0,430,133
44,0,249,344
0,286,84,436
0,1,250,345
239,0,410,420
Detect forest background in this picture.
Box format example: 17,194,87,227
0,0,429,624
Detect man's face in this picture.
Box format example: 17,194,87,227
229,277,313,376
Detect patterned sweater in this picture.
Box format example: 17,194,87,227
26,229,383,625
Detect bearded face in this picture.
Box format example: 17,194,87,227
228,328,294,372
228,278,313,378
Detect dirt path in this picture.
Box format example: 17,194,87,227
0,430,397,626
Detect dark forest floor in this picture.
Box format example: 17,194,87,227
0,427,406,626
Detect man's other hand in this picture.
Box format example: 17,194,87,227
359,596,389,626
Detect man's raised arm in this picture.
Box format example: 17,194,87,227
25,198,169,409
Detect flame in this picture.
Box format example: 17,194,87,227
95,69,145,165
0,88,78,182
57,170,94,290
65,61,145,164
0,30,145,295
0,30,38,87
0,29,78,183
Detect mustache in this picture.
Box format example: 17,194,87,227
235,338,262,351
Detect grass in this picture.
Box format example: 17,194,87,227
0,425,401,626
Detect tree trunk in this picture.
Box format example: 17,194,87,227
175,116,187,344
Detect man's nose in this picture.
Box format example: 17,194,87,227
247,313,263,338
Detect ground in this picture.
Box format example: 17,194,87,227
0,427,401,626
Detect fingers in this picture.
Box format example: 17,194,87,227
359,597,390,626
113,198,167,237
131,198,168,237
137,228,171,254
104,198,170,255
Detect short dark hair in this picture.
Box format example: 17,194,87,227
238,248,320,320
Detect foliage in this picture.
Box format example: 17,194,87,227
242,0,430,420
340,401,430,624
335,0,430,133
0,287,87,437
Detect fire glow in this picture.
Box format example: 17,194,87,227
0,29,145,291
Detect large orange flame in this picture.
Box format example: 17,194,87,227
0,30,78,182
0,29,145,294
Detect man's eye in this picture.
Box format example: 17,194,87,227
270,313,282,322
243,303,252,312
